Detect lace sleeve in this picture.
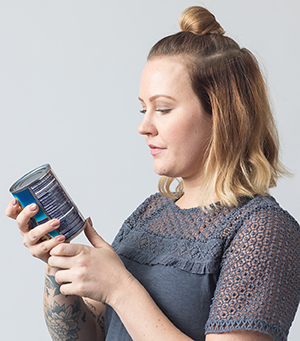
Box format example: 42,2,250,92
205,205,300,341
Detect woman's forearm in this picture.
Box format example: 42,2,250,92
111,277,194,341
44,265,105,341
45,224,193,340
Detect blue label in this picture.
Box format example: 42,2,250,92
13,188,48,222
14,189,59,237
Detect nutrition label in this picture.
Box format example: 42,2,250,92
30,171,85,241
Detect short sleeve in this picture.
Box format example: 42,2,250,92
205,205,300,341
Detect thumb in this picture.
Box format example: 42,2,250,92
84,218,106,248
6,198,23,220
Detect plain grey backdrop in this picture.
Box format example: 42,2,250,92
1,0,299,340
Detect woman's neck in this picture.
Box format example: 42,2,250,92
174,178,218,209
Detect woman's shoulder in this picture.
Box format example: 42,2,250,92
224,194,300,252
238,194,299,229
124,192,171,227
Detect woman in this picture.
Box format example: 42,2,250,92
6,6,300,341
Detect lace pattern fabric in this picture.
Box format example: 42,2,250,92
112,193,300,341
205,202,300,340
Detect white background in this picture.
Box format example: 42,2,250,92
1,1,299,340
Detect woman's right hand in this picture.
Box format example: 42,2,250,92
5,199,65,263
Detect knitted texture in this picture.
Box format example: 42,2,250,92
112,193,300,341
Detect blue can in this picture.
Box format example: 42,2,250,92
9,164,86,242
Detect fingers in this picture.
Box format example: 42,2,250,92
59,282,72,296
16,203,40,235
50,242,83,257
55,269,72,284
5,198,23,220
26,219,61,246
84,217,106,248
49,243,91,273
54,269,88,297
23,219,65,263
29,235,65,261
48,253,73,269
49,243,90,271
57,278,78,296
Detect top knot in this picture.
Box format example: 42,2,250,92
179,6,225,36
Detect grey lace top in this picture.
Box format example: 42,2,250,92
105,193,300,341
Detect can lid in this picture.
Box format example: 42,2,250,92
9,164,51,193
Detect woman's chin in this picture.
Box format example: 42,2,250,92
153,166,176,178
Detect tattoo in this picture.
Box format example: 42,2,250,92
82,312,86,323
44,274,81,340
83,299,105,333
83,299,96,312
44,275,105,338
45,287,50,298
44,300,81,341
97,312,105,333
45,275,62,297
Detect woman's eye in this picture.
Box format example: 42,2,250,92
139,108,171,114
155,109,171,114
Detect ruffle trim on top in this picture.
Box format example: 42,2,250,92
113,222,223,275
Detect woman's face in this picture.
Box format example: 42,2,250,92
138,56,212,182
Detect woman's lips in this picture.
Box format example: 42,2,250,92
148,144,165,156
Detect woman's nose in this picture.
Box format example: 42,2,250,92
138,113,158,136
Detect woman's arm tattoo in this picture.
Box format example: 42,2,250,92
84,299,105,333
45,275,61,297
44,274,81,341
44,299,81,341
44,275,105,340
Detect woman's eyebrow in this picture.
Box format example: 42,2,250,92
138,94,176,102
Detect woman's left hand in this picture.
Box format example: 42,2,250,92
48,220,134,305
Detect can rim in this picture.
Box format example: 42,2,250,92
9,164,51,193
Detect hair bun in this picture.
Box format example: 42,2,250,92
179,6,225,36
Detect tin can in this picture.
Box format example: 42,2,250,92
9,164,87,242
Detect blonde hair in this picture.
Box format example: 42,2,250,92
148,6,289,208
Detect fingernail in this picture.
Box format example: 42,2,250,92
56,235,65,242
12,198,17,206
51,219,60,227
30,204,37,211
87,217,93,227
